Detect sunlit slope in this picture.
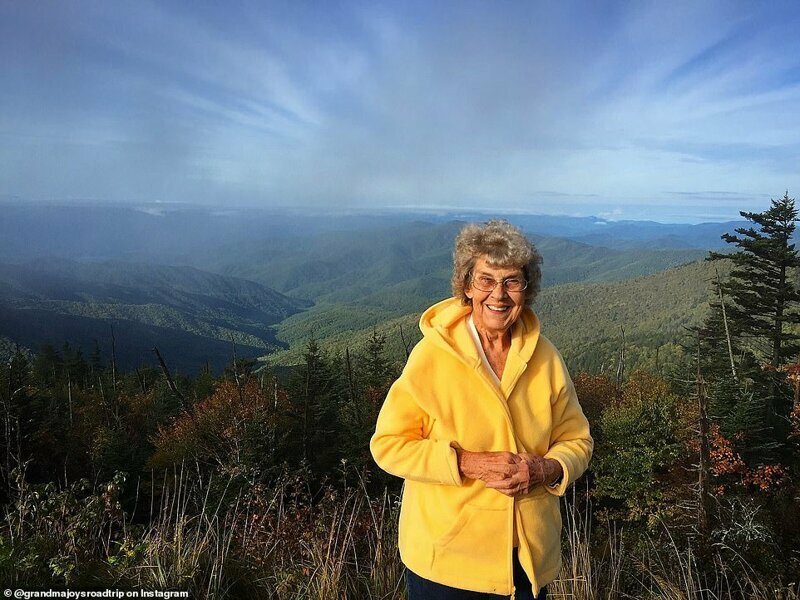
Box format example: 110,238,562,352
195,221,706,308
262,259,727,374
535,258,726,372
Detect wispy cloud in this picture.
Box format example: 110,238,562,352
1,0,798,221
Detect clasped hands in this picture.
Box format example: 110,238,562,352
455,449,562,497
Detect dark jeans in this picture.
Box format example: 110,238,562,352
405,549,547,600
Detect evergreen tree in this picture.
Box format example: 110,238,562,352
1,351,45,483
33,344,61,388
694,290,769,454
697,289,742,381
61,342,89,390
362,328,393,390
89,339,104,380
283,339,344,478
708,192,800,434
338,330,396,474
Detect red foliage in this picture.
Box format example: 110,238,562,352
708,424,788,494
147,378,281,471
709,424,746,478
790,402,800,440
771,360,800,405
742,464,789,492
572,372,619,422
781,362,800,382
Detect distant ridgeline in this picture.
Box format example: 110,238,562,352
0,205,752,375
261,258,729,376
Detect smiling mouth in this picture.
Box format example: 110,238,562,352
486,304,510,313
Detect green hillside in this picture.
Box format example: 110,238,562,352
256,220,709,370
0,259,309,372
1,258,306,319
0,221,710,375
535,258,725,373
262,258,729,375
190,221,706,310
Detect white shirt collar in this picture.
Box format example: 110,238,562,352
467,313,502,386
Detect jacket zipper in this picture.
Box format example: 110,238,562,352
509,494,516,599
472,361,519,598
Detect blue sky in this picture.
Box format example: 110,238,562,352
1,1,799,223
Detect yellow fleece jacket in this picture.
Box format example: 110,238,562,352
370,297,593,596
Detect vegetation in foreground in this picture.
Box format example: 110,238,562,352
2,195,800,598
2,354,798,598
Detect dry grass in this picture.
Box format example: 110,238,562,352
3,466,796,599
548,483,798,600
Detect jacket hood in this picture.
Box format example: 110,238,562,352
419,296,541,367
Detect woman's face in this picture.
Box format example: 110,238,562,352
465,255,526,338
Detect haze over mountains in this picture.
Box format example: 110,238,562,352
0,258,308,372
0,203,743,373
0,203,742,262
185,220,706,304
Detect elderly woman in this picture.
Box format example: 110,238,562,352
370,220,592,599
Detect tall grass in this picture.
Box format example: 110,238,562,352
549,483,798,600
125,463,404,598
2,466,796,599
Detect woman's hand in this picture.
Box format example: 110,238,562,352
483,453,563,497
455,449,520,483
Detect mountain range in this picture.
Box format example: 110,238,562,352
0,204,745,375
262,258,726,375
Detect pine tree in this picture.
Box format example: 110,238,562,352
33,344,61,387
695,299,769,455
338,330,395,473
89,339,104,380
284,339,344,478
698,289,741,381
362,328,392,391
708,192,800,434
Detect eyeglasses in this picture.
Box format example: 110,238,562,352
469,272,528,293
